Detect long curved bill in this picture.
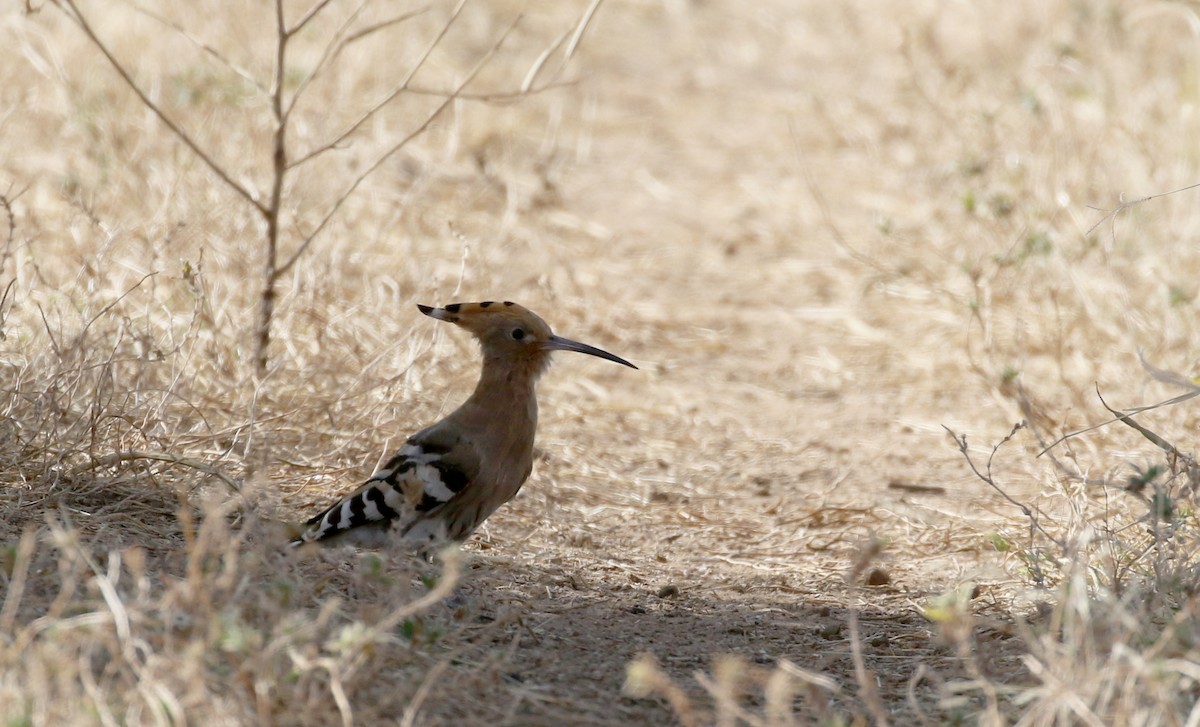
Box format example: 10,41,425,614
543,335,638,369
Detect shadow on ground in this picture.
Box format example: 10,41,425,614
417,559,1027,726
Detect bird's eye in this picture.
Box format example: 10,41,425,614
511,328,526,340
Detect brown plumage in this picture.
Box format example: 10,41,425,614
293,301,637,549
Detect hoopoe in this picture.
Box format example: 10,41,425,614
293,301,637,549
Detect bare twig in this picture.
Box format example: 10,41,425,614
945,423,1034,525
36,304,63,359
1094,387,1200,489
0,279,15,341
1039,354,1200,457
1085,180,1200,240
288,0,338,36
284,0,372,120
131,4,267,94
344,6,430,45
274,15,520,279
0,189,20,277
905,665,934,727
79,271,158,346
944,422,1062,566
406,79,577,102
1095,389,1183,461
0,528,38,636
839,537,891,727
289,3,436,117
288,0,471,170
53,0,264,213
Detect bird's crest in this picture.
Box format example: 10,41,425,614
417,300,524,323
417,301,636,369
418,301,550,336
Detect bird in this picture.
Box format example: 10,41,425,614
292,301,637,549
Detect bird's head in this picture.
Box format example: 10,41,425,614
417,301,637,375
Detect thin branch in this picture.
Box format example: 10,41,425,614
944,423,1061,550
1038,353,1200,457
386,0,469,101
131,4,267,94
1038,388,1200,457
275,98,444,277
79,271,158,345
0,279,15,340
36,304,63,359
1086,180,1200,237
270,0,288,116
72,450,241,494
288,0,338,37
285,7,467,121
284,0,372,120
288,0,471,169
344,6,430,45
53,0,264,214
0,187,22,277
274,15,520,279
1095,387,1200,483
0,192,15,339
406,79,577,102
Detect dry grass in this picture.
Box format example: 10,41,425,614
4,0,1200,724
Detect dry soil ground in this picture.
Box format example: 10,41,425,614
3,0,1200,725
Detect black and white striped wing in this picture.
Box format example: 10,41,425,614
294,435,479,547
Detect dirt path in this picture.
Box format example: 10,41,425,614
373,3,1039,722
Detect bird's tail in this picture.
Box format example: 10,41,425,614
289,474,412,549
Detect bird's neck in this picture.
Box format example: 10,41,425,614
453,355,542,452
466,354,545,413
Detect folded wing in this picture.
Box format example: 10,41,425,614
294,429,481,547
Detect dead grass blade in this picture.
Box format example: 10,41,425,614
71,449,241,494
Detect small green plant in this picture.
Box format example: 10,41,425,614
1000,366,1020,385
986,531,1013,552
1168,286,1193,306
962,189,977,213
